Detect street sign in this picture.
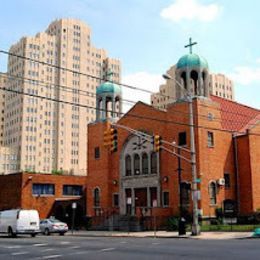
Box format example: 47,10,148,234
195,178,201,183
72,202,77,209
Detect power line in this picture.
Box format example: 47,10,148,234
1,49,259,120
1,72,258,129
0,83,259,137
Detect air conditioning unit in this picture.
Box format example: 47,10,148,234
217,178,225,186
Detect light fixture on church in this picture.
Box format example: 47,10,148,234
163,176,169,183
112,180,118,186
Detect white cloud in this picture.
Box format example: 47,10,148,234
160,0,221,23
256,58,260,64
121,72,164,113
228,66,260,85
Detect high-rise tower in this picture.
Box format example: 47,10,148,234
4,18,121,175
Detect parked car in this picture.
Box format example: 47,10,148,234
40,218,68,235
0,209,40,237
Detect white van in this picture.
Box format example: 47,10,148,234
0,209,40,237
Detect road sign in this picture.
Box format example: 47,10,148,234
72,202,77,209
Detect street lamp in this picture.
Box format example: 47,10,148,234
163,73,200,236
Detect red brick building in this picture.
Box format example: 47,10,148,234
87,52,260,223
87,97,260,221
0,172,86,226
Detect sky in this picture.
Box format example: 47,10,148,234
0,0,259,110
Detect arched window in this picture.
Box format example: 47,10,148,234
94,188,100,207
190,70,198,95
125,155,132,176
151,152,157,174
181,182,191,206
134,154,140,175
209,182,217,205
142,153,148,174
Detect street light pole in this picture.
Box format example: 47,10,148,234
188,97,200,236
163,73,200,236
177,147,186,235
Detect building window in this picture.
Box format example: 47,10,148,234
94,147,100,159
94,188,100,207
151,152,157,174
178,132,187,146
32,184,55,195
162,191,169,207
209,182,217,205
134,154,140,175
125,155,132,176
63,185,83,196
207,131,214,147
142,153,148,174
224,173,231,188
113,193,119,207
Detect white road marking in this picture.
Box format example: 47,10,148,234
100,248,115,252
33,243,48,247
6,245,22,249
120,241,127,244
11,251,28,256
41,248,56,252
60,241,70,245
42,255,62,259
152,242,160,245
72,251,87,255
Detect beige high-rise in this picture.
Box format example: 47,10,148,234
0,73,6,146
151,67,234,110
209,73,234,100
4,18,121,175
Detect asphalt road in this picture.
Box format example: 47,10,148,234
0,234,259,259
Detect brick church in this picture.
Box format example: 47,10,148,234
87,50,260,225
0,49,259,229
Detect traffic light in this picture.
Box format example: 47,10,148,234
103,122,112,147
110,128,118,153
153,135,162,152
103,123,118,153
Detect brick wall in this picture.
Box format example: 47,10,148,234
0,172,86,219
87,98,243,218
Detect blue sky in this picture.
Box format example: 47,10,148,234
0,0,259,109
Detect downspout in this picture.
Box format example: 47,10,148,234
232,134,240,214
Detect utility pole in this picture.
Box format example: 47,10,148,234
177,147,186,235
188,97,200,236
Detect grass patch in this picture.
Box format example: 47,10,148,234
200,224,260,232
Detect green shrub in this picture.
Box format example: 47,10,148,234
167,217,179,231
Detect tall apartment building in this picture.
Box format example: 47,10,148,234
209,73,234,100
4,18,121,175
151,66,234,110
0,72,6,146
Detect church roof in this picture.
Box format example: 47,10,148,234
211,95,260,132
96,81,121,95
177,53,208,70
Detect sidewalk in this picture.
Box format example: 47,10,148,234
68,230,253,240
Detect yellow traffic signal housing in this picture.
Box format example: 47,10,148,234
103,123,118,153
103,122,112,147
110,128,118,153
154,135,162,152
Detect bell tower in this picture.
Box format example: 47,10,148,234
176,38,209,100
96,72,122,122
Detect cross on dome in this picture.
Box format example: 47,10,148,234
184,37,197,54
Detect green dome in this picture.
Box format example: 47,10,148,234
177,53,208,69
96,82,121,95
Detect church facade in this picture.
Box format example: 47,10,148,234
87,50,260,224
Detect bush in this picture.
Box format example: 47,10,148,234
167,217,179,231
52,169,63,175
